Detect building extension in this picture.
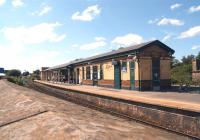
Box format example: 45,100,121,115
192,59,200,81
41,40,175,91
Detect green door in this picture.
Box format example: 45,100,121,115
130,61,135,90
114,62,121,89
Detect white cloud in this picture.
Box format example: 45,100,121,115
178,26,200,39
71,44,79,48
32,5,52,16
157,18,184,26
111,33,144,47
80,37,106,50
71,5,101,21
162,34,171,42
170,3,182,10
0,43,62,72
0,0,6,6
90,52,100,57
12,0,24,7
94,37,106,41
148,18,159,24
189,5,200,13
0,22,67,71
192,45,200,50
2,22,66,45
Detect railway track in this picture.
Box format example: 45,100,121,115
26,81,197,140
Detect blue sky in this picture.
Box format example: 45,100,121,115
0,0,200,72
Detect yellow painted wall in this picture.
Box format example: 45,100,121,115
140,58,152,80
103,61,114,80
121,61,130,80
75,57,172,82
160,59,171,79
79,67,83,83
84,66,86,80
135,61,139,80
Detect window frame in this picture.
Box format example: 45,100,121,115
100,64,103,80
82,67,85,80
86,66,91,80
121,61,127,72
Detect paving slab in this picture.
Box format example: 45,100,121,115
0,80,190,140
0,80,52,127
35,80,200,113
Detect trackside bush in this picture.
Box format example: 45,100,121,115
7,77,24,86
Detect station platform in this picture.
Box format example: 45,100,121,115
35,80,200,113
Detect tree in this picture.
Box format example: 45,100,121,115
6,69,21,77
171,57,181,67
31,69,40,80
171,64,192,89
181,55,195,64
33,69,40,75
196,52,200,60
22,71,30,76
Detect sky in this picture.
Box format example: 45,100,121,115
0,0,200,72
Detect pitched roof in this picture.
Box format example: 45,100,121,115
47,40,174,70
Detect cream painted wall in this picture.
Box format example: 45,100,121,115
79,67,83,83
121,61,130,81
103,61,114,80
135,61,139,80
160,59,171,79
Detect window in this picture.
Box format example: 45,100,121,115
82,67,85,79
100,64,103,79
86,66,91,79
121,61,127,72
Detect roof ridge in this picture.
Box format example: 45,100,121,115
47,40,172,71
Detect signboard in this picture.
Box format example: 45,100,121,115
0,68,4,73
121,67,127,72
112,60,118,65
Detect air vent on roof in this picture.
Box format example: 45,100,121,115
74,58,82,61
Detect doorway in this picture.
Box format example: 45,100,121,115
130,61,135,90
93,66,98,86
152,58,160,90
114,62,121,89
76,68,79,84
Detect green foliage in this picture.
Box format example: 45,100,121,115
171,57,181,67
31,69,41,80
196,52,200,60
181,54,195,64
171,52,200,88
171,64,192,86
7,77,24,86
33,69,40,75
6,69,21,77
22,71,30,76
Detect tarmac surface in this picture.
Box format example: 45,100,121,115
36,80,200,113
0,80,191,140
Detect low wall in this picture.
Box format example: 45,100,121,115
33,81,200,139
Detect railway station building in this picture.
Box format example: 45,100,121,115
41,40,175,91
